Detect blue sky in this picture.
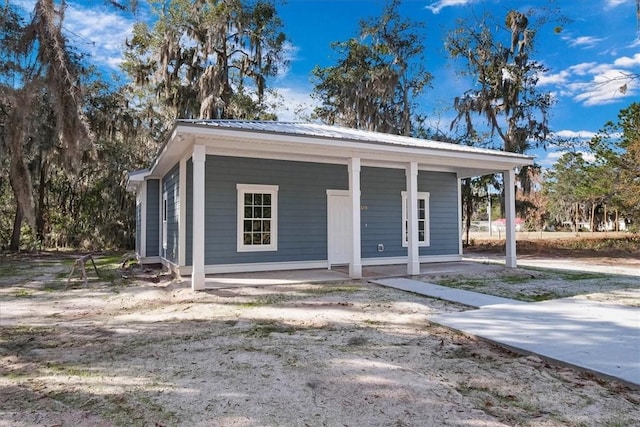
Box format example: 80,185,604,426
16,0,640,167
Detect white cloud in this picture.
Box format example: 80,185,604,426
538,52,639,106
605,0,632,7
426,0,475,14
565,36,604,48
275,41,299,79
614,53,640,67
13,1,135,71
567,62,599,76
63,3,135,70
269,86,318,122
537,70,570,86
538,150,596,168
552,130,597,140
570,68,638,106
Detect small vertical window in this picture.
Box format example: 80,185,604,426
237,184,278,252
162,192,168,251
401,191,430,247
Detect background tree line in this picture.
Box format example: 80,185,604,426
0,0,638,251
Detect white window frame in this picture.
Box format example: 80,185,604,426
162,191,168,251
401,191,430,247
237,184,278,252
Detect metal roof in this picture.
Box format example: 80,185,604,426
177,119,532,160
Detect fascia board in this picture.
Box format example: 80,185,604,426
180,123,533,163
126,168,151,192
149,123,534,180
193,131,533,175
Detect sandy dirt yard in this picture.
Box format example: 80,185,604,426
1,253,639,427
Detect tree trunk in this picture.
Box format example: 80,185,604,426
574,202,579,234
7,113,36,251
590,202,596,233
9,207,23,251
36,155,48,243
462,179,473,246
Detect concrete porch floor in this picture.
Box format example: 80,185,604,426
203,261,503,289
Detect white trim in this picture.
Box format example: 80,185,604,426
401,191,430,248
457,177,463,256
362,254,463,266
140,256,161,264
202,148,463,174
162,191,168,252
504,169,517,268
405,162,420,275
348,158,362,279
192,145,207,290
180,260,328,275
181,123,533,165
236,184,279,252
176,255,463,276
139,183,147,258
326,189,350,196
146,122,533,185
178,156,187,267
157,182,163,258
126,169,151,192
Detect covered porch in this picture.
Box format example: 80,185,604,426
198,260,506,289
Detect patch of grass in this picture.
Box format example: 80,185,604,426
13,289,32,298
299,284,362,295
44,389,177,427
436,278,487,289
239,294,290,307
456,381,544,425
347,335,369,346
42,280,66,291
515,291,561,302
247,321,297,337
557,271,610,281
96,255,123,266
45,362,98,378
605,419,636,427
0,263,22,276
501,274,535,284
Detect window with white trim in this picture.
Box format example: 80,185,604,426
237,184,278,252
401,191,430,247
162,192,168,251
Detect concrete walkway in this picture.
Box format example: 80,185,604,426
372,278,640,387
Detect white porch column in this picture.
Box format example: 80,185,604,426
139,184,147,258
406,162,420,275
348,157,362,279
457,177,463,256
504,169,517,268
192,145,206,290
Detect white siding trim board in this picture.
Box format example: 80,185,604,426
191,145,207,290
176,254,463,276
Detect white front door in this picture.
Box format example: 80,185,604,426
327,190,352,266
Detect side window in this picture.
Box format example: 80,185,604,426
401,191,430,247
237,184,278,252
162,192,168,251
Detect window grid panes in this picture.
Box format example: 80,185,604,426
402,191,430,247
242,192,272,246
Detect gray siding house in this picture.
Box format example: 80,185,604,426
127,120,532,290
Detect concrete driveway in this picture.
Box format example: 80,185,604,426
372,277,640,388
